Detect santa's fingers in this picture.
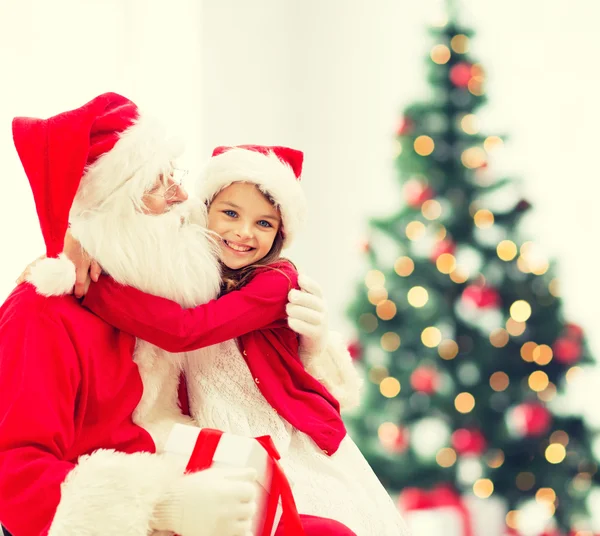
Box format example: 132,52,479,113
90,260,103,283
287,303,323,326
297,273,324,299
288,288,324,313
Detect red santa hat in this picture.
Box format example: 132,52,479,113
198,145,306,248
13,92,182,295
13,91,182,258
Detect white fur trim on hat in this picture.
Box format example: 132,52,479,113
197,148,306,248
26,254,76,297
71,113,184,216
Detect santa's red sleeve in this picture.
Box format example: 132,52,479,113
82,262,298,353
0,308,182,536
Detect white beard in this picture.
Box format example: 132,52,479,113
70,198,223,452
70,198,221,307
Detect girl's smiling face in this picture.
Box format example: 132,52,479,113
207,182,281,270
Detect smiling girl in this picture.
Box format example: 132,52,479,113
80,145,410,535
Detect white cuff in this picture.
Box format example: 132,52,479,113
48,449,184,536
303,331,363,411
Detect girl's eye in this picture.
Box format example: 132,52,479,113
224,210,237,218
257,220,272,228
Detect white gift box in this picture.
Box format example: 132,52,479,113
164,424,283,536
401,491,506,536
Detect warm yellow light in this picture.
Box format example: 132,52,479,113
549,278,560,297
461,114,479,135
473,479,494,498
380,377,401,398
535,487,556,505
533,344,553,365
394,256,415,277
537,382,557,403
461,147,486,168
510,300,532,322
438,339,459,360
506,318,526,336
490,328,509,348
451,34,470,54
486,449,505,469
414,135,435,156
450,268,469,284
368,365,389,384
566,366,583,383
422,327,443,348
436,253,457,274
422,199,442,220
468,77,485,96
433,224,447,241
367,287,388,305
406,221,426,241
474,209,495,229
490,371,509,392
545,443,567,464
381,332,401,352
378,422,400,443
528,370,549,392
520,341,537,362
376,300,397,321
436,448,457,467
516,472,535,491
497,240,518,261
505,511,519,530
431,44,451,64
484,136,504,152
358,313,378,333
455,392,475,413
408,286,429,308
550,431,569,446
365,270,385,289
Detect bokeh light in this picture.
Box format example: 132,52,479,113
395,256,415,277
380,377,401,398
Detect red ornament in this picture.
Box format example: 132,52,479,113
461,285,501,309
451,428,487,456
510,402,551,438
410,367,439,395
396,116,414,136
348,340,362,361
564,322,584,340
430,239,456,262
553,338,581,365
404,180,435,208
449,62,473,88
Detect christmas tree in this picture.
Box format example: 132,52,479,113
346,5,598,535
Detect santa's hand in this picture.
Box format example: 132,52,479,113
152,466,257,536
15,254,45,285
287,273,328,358
63,229,103,298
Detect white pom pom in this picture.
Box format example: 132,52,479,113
26,254,76,297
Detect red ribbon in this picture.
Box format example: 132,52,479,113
186,428,305,536
399,485,473,536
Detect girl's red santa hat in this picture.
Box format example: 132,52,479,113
198,144,307,248
13,92,182,295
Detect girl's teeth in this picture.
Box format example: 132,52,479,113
226,240,251,252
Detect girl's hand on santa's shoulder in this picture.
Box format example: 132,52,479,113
64,229,103,298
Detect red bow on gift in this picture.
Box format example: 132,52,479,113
399,485,473,536
186,428,305,536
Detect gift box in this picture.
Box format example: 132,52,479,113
399,485,506,536
164,424,304,536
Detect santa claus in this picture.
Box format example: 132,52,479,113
0,93,359,536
